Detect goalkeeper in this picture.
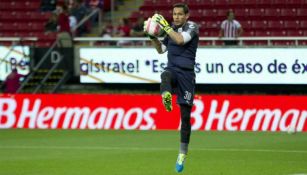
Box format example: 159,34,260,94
144,3,199,173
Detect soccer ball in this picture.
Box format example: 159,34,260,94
144,17,165,37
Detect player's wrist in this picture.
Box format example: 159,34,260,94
164,26,173,34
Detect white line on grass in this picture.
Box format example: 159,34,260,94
0,146,307,154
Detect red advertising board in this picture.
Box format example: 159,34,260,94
0,94,306,132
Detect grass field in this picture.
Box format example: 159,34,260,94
0,130,307,175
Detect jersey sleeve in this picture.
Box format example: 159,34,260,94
221,21,226,29
234,20,242,28
185,22,199,38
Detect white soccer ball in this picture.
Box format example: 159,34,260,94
144,17,165,37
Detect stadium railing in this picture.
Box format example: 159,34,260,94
0,37,38,46
73,37,307,46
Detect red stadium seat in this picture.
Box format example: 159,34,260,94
256,0,272,7
197,0,214,8
251,20,268,30
264,8,281,19
268,20,284,29
16,23,32,31
244,40,268,46
270,30,287,36
244,30,255,36
300,21,307,28
280,8,297,18
254,31,270,36
212,0,230,8
205,21,220,30
284,20,300,29
287,30,304,36
228,0,244,8
249,8,265,19
1,23,17,32
239,21,251,30
202,9,217,20
297,8,307,17
271,40,296,46
216,9,228,18
234,9,249,20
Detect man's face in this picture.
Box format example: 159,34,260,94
172,7,189,26
228,12,234,20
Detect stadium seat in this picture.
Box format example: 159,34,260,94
284,20,300,29
244,40,268,46
270,30,287,36
216,9,228,18
212,0,230,8
287,30,303,36
205,21,220,30
196,0,214,8
251,20,268,30
249,9,265,19
234,9,250,20
244,30,255,36
254,31,270,36
268,20,284,29
202,9,217,20
297,8,307,17
264,8,281,19
271,40,296,46
280,8,297,19
300,21,307,29
240,21,251,30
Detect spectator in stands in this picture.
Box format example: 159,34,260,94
41,0,57,12
3,69,25,93
98,20,115,45
69,14,78,33
100,19,113,37
130,17,145,37
67,0,75,10
45,13,58,33
86,0,103,9
219,9,243,46
57,5,71,34
115,18,132,46
57,5,73,47
71,0,89,36
85,0,104,25
115,18,131,37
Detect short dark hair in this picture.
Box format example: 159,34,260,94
173,3,189,14
227,9,234,16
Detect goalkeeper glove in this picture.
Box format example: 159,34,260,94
152,14,173,34
143,18,157,40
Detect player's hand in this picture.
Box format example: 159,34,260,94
143,18,157,40
152,14,173,34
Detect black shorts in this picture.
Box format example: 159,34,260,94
165,67,196,106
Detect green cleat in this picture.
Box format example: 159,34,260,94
175,153,187,173
162,91,172,112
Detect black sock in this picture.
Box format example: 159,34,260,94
180,104,192,144
160,70,172,94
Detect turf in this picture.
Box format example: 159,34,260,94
0,130,306,175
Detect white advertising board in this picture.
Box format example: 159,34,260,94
0,46,30,81
80,48,307,84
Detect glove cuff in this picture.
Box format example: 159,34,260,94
147,34,157,40
164,26,173,34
